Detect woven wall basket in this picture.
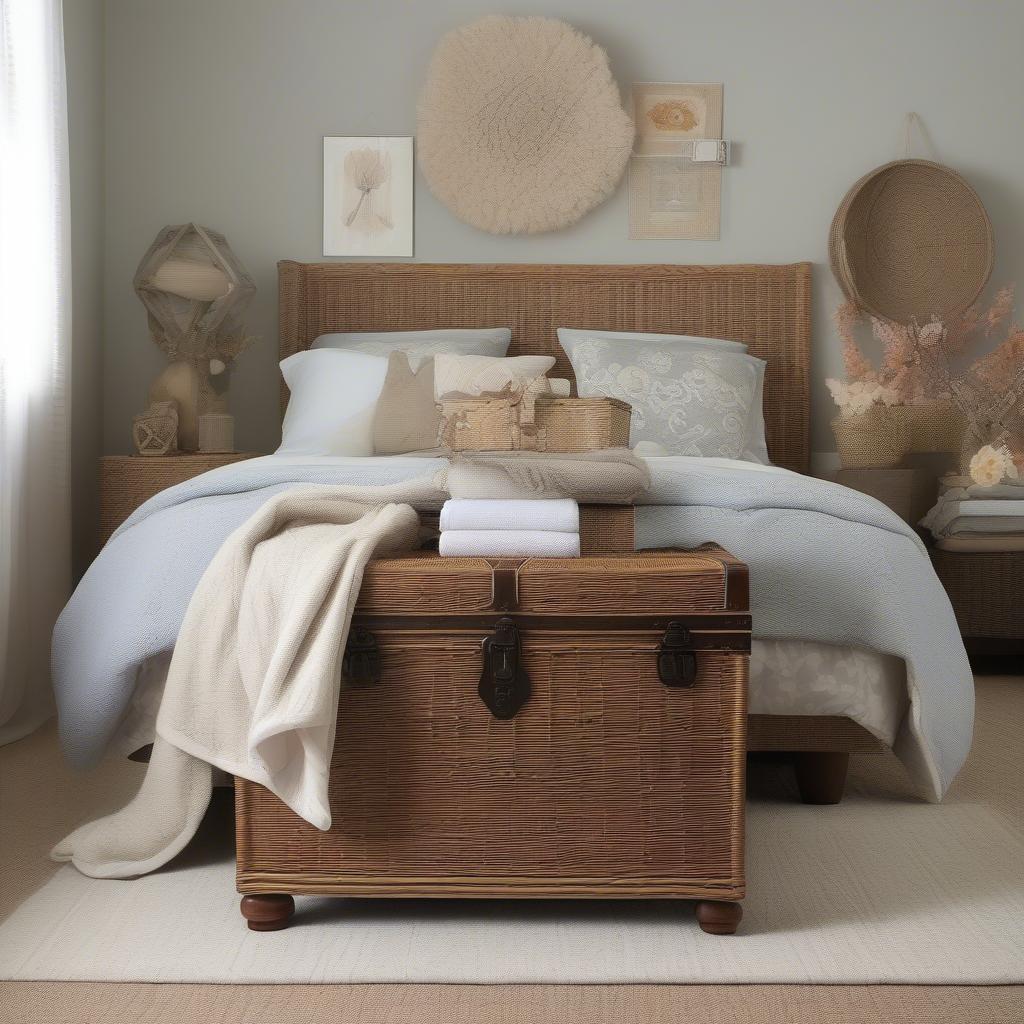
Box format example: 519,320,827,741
417,15,634,234
829,159,993,323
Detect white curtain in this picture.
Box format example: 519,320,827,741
0,0,72,745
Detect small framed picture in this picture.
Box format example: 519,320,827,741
323,136,413,257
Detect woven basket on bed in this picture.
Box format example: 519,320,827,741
832,408,909,469
440,396,631,453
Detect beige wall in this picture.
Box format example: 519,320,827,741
64,0,105,576
97,0,1024,460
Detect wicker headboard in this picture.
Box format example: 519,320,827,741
278,261,812,473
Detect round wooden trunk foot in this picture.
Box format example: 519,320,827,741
695,900,742,935
240,893,294,931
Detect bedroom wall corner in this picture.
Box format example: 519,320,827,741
64,0,106,579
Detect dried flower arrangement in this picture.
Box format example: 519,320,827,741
826,286,1024,476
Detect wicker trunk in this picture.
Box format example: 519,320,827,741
235,549,750,935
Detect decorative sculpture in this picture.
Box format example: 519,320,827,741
417,15,633,234
132,401,179,457
133,223,255,451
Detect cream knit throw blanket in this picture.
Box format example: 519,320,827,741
52,480,442,879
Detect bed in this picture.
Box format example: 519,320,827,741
53,259,973,846
277,260,881,802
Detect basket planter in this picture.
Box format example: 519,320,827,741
440,396,631,453
890,401,966,454
832,408,909,469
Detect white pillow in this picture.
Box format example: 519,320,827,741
557,327,747,353
311,328,512,369
557,328,769,463
434,353,556,400
278,350,389,456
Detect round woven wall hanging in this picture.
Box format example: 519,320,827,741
417,15,634,235
829,159,994,323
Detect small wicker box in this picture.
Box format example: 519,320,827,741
440,395,631,452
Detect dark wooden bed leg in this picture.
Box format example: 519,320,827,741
695,900,742,935
240,893,294,931
794,751,850,804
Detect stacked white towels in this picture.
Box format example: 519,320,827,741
922,475,1024,551
438,498,581,557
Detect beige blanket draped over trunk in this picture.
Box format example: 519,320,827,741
53,478,445,879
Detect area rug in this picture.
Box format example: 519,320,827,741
1,677,1021,985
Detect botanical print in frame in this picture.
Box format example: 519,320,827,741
632,82,723,154
628,83,724,240
628,154,722,241
323,136,413,257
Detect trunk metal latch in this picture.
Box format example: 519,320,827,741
658,621,698,688
342,627,382,687
479,617,531,719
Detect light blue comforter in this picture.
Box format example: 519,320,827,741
52,455,973,800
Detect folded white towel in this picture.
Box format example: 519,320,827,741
439,530,580,558
439,498,579,533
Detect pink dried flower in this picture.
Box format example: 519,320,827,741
986,285,1015,335
833,303,875,382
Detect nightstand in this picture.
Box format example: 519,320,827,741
99,452,259,546
834,467,935,527
928,548,1024,654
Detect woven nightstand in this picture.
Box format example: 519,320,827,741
929,548,1024,647
99,453,259,546
834,468,935,527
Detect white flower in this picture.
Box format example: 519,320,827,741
209,358,226,376
918,321,945,347
969,444,1017,488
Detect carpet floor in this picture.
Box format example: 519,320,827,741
1,678,1021,989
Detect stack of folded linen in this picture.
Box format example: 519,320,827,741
922,475,1024,551
438,498,580,557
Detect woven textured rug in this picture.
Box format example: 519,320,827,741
1,677,1021,984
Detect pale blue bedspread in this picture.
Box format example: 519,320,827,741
52,455,973,800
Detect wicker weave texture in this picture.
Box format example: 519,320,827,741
578,505,635,553
236,549,748,899
278,262,812,473
354,551,734,615
236,648,746,898
929,548,1024,639
441,396,631,452
98,453,256,545
832,410,908,469
829,159,993,324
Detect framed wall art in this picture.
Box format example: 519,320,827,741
323,136,414,257
628,83,723,241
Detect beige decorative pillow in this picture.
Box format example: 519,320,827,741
372,352,442,455
434,353,556,400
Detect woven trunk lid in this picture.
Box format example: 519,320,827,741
355,548,747,619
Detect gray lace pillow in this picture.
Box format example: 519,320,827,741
560,334,762,459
